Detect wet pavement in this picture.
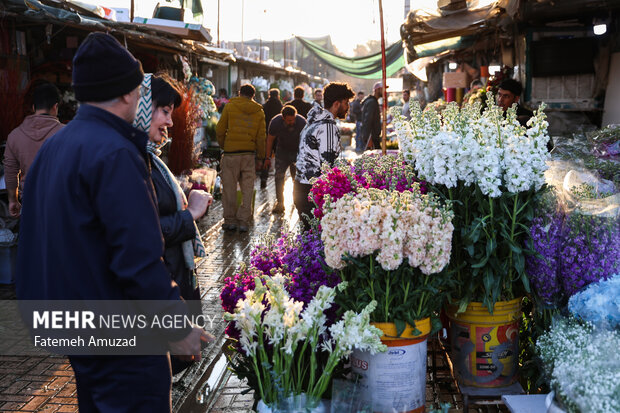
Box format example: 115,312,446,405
0,168,509,412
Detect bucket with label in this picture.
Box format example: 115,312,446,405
351,318,430,413
447,298,522,388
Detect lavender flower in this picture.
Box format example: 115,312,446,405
527,214,563,304
527,206,620,305
560,213,619,296
220,231,339,345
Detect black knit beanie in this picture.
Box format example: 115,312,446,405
72,32,144,102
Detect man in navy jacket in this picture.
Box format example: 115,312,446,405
16,33,209,412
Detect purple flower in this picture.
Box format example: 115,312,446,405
527,214,563,304
527,209,620,305
220,231,340,349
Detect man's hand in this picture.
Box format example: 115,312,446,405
8,200,21,218
263,158,271,170
168,326,215,362
187,190,212,220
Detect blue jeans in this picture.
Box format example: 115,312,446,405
355,121,365,152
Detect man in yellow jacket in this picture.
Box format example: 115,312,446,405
216,84,266,232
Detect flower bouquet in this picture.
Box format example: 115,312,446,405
321,187,454,335
537,317,620,413
188,76,218,122
320,187,452,410
310,153,425,221
394,97,551,312
251,76,270,93
224,274,386,410
527,171,619,308
220,232,343,406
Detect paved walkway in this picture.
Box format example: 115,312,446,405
0,173,298,413
0,171,509,413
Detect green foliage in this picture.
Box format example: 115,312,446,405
334,254,455,336
436,183,544,312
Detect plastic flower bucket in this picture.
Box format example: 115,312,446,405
447,298,522,387
351,318,430,413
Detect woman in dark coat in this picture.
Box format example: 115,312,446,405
134,73,212,372
141,73,211,301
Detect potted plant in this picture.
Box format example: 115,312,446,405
393,96,551,387
319,186,454,411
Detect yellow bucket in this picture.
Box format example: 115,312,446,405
351,319,430,413
447,298,522,388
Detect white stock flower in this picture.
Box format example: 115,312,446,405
395,98,551,196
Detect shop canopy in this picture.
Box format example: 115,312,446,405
296,36,405,79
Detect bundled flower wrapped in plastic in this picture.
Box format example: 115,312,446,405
568,273,620,329
527,183,619,307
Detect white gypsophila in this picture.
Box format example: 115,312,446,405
537,319,620,413
393,97,551,197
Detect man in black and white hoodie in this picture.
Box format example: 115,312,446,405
293,82,354,231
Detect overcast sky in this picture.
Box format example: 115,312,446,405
81,0,441,55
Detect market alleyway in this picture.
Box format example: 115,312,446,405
0,171,508,413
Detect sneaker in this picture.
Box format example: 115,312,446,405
271,202,285,214
238,225,249,232
222,223,236,231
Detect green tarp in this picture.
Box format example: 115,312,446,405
297,35,476,79
296,36,405,79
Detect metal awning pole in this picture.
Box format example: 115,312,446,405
379,0,387,155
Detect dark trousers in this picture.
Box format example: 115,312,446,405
293,181,313,232
69,355,172,413
275,156,296,204
370,132,381,150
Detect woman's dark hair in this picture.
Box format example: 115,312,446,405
323,82,354,109
151,73,182,108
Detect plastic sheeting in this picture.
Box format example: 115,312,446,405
403,0,518,33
